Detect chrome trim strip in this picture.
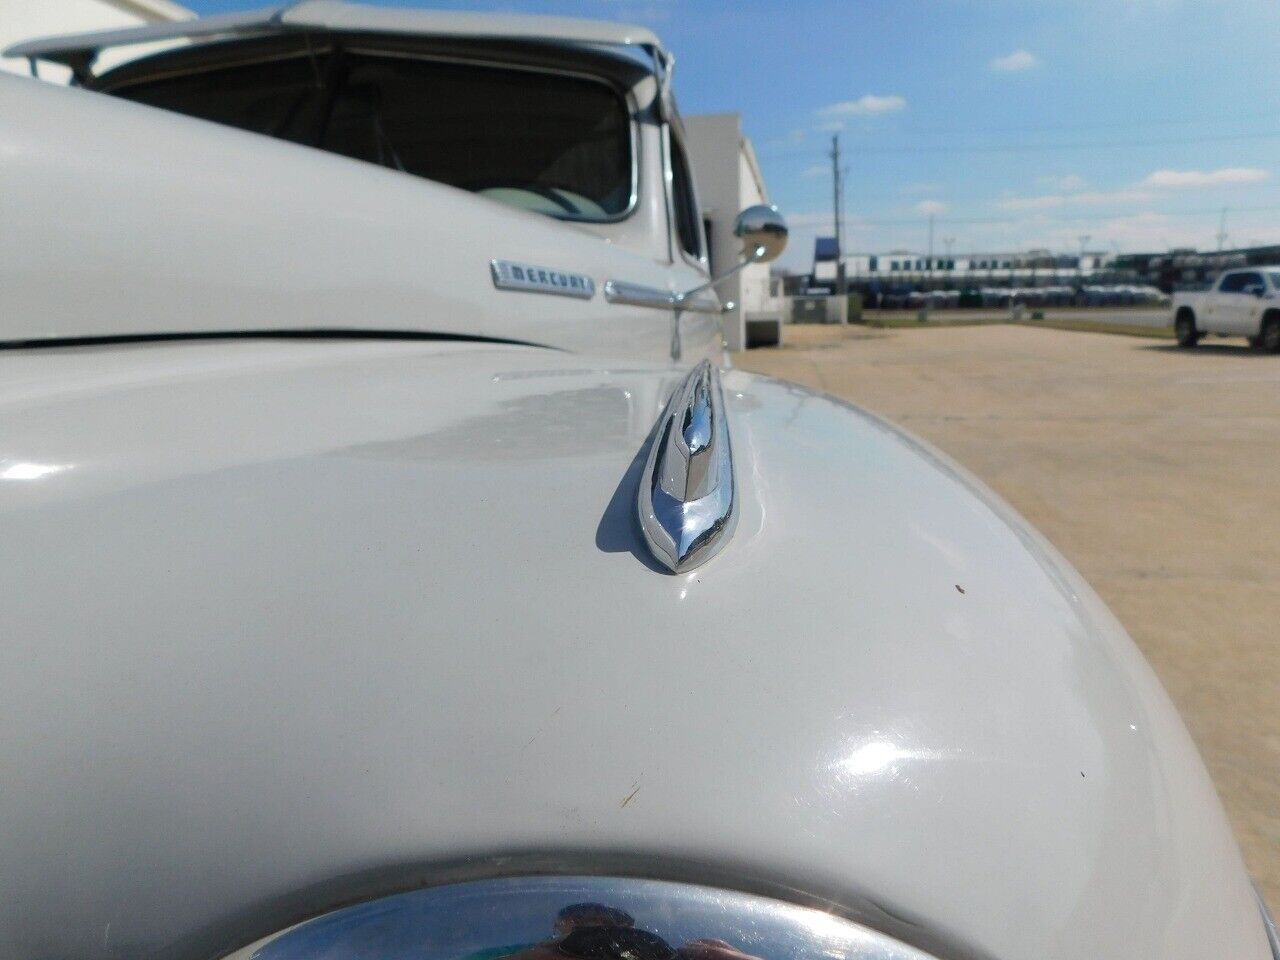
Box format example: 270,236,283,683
1258,882,1280,960
603,279,674,310
603,280,720,314
637,360,738,573
491,260,596,299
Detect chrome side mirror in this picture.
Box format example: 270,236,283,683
672,206,789,316
734,204,788,263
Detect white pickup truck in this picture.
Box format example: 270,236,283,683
1171,267,1280,350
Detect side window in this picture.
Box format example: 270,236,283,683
1219,272,1246,293
669,134,705,262
1241,272,1264,292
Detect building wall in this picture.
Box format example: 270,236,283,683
0,0,191,82
735,145,774,317
684,112,780,352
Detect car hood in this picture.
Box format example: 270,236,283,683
0,340,1266,960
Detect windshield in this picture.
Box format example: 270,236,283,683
108,51,634,221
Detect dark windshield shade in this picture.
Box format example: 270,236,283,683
109,52,633,220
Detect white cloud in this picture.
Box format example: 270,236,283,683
785,211,837,230
1037,174,1088,192
914,200,949,215
1140,167,1269,188
818,94,907,118
997,189,1156,211
989,49,1038,72
802,164,829,179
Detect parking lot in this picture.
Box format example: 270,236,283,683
736,323,1280,911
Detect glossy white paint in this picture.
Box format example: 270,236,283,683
4,0,663,67
0,71,719,363
0,339,1267,960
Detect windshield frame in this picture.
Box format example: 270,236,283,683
97,40,643,225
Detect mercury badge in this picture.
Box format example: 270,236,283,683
490,260,596,300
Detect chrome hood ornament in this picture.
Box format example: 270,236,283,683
638,360,738,573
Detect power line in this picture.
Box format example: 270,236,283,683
763,127,1280,158
844,203,1280,227
852,108,1280,138
849,129,1280,156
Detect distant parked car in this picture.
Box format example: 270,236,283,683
1171,268,1280,351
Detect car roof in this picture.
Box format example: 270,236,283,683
4,0,665,73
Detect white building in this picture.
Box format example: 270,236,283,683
818,243,1114,287
0,0,192,82
684,112,784,350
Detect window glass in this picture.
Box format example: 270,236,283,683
111,52,633,221
1239,271,1264,291
1220,272,1248,292
669,134,704,259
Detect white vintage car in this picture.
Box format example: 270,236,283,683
1,6,1277,960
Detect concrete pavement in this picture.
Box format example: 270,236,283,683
737,323,1280,913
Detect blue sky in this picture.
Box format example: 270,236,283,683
186,0,1280,270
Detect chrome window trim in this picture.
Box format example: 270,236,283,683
219,875,948,960
97,43,642,225
661,120,710,271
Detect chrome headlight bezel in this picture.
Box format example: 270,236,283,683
221,876,947,960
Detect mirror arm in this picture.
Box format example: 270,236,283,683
674,244,767,312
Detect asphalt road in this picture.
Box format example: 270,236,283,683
736,323,1279,914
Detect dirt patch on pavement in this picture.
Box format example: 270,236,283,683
737,323,1279,911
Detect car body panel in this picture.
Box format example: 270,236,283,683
0,71,719,364
0,339,1267,960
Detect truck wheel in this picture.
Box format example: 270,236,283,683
1175,311,1200,347
1261,316,1280,353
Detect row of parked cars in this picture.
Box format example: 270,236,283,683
876,284,1170,309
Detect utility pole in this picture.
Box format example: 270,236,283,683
1216,207,1229,266
830,135,847,298
944,237,955,286
1077,234,1091,284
